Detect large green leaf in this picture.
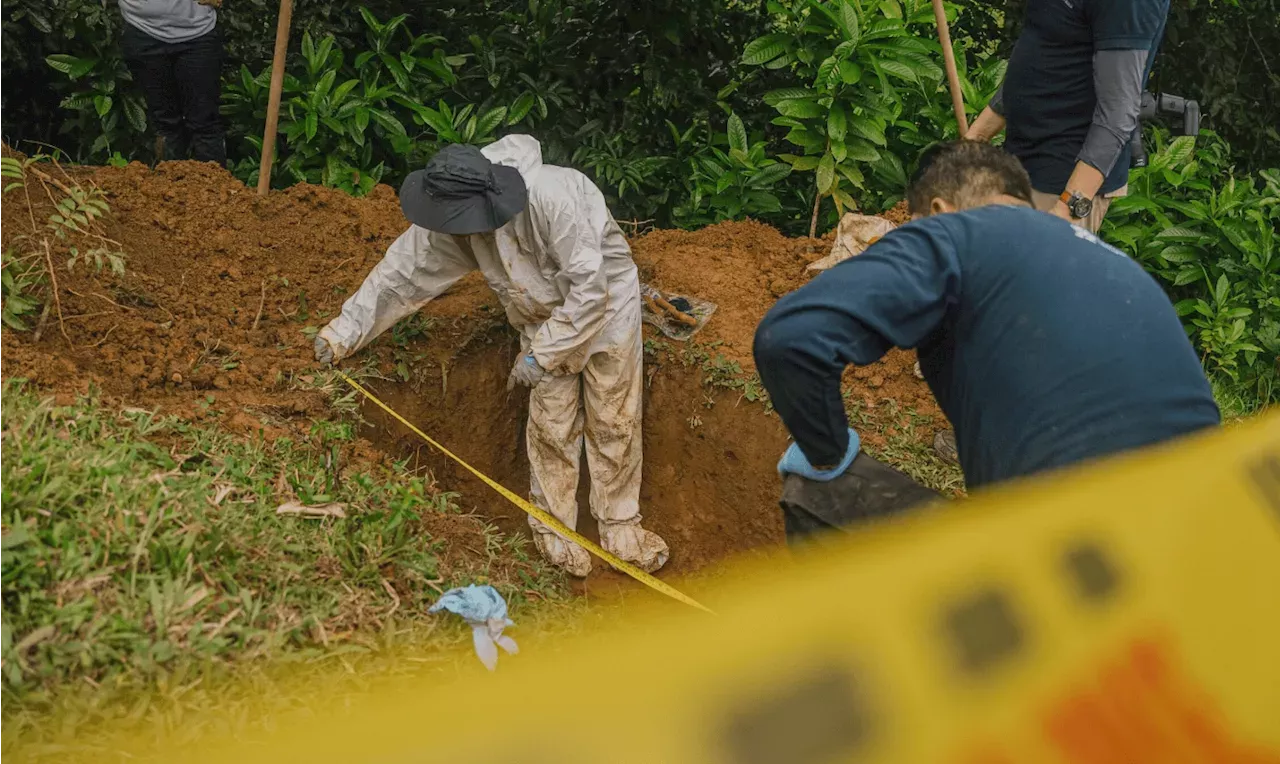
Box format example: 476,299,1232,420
1155,225,1206,241
508,93,536,125
1160,245,1201,264
878,59,918,84
762,87,814,106
331,79,360,105
844,138,881,162
838,1,861,45
476,106,509,137
1164,135,1196,168
777,98,827,119
871,152,907,187
743,34,789,66
838,164,865,188
747,163,792,188
1160,198,1208,220
788,155,821,171
848,115,886,146
764,87,818,106
814,57,839,91
817,152,836,195
45,54,96,80
827,104,848,142
370,109,407,137
833,187,857,214
727,113,748,154
1173,265,1205,287
838,60,862,84
900,51,943,83
314,69,337,102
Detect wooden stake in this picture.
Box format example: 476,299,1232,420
931,0,969,137
257,0,294,196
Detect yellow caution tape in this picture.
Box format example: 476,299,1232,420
338,371,714,614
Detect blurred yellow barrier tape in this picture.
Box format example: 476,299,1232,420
167,411,1278,764
338,371,713,614
44,415,1280,762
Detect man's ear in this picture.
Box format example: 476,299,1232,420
929,197,956,216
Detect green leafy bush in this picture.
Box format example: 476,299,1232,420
672,113,793,227
221,10,519,195
742,0,949,230
1103,131,1280,403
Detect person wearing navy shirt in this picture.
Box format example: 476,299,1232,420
966,0,1171,232
755,142,1219,541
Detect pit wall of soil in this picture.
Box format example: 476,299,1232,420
0,158,944,581
359,331,791,580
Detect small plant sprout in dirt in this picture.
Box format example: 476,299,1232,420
1,151,127,340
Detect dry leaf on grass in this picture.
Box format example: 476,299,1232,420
275,501,347,519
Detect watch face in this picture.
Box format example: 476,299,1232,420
1069,195,1092,219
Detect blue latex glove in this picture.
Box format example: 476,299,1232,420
506,354,547,391
777,428,860,482
428,585,519,671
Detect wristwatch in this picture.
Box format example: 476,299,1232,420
1059,190,1093,220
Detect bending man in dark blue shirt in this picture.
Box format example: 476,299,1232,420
754,141,1219,542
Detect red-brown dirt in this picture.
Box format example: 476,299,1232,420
1,159,946,587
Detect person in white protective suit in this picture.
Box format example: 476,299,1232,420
313,135,669,576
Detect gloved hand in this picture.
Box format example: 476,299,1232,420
777,428,861,482
314,335,335,365
506,354,546,390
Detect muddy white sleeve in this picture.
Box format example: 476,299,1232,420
527,192,608,374
321,225,472,359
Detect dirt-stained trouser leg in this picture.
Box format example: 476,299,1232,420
583,306,670,573
526,371,593,577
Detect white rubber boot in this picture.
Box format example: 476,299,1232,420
599,521,670,573
533,531,593,578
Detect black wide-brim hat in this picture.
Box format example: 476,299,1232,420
399,143,528,235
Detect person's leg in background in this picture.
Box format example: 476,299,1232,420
1030,189,1113,234
121,24,188,161
172,27,226,164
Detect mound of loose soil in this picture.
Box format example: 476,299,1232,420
1,159,945,585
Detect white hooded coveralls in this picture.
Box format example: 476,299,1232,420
319,135,667,575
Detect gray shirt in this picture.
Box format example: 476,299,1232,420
119,0,216,44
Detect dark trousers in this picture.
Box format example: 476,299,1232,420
122,24,226,165
780,453,943,546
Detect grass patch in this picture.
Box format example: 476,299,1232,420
846,397,966,497
1211,374,1276,423
1,380,569,747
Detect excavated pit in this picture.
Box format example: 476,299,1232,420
0,157,945,588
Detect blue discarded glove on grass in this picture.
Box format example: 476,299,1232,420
428,585,519,671
777,428,860,482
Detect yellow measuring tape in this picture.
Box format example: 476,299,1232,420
338,372,713,614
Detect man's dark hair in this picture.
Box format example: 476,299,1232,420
907,140,1034,215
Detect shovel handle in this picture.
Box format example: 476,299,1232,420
654,295,699,327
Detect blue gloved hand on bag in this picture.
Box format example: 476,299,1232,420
777,428,860,482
